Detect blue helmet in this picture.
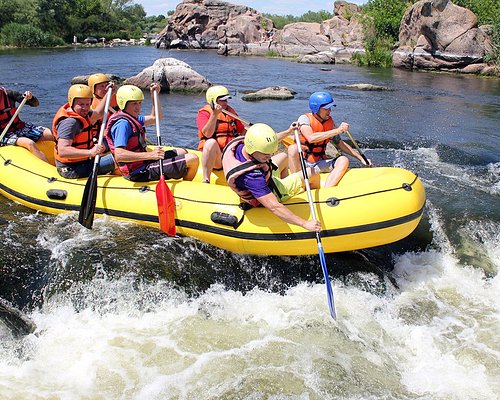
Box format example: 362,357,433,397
309,92,336,114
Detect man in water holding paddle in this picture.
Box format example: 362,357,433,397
105,83,198,182
222,123,321,232
196,85,246,183
52,84,116,178
288,91,372,187
0,87,54,162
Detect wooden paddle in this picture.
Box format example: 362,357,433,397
220,108,252,127
293,127,337,320
78,87,113,228
0,96,29,142
153,90,176,236
346,130,370,166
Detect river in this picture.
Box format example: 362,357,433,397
0,46,499,399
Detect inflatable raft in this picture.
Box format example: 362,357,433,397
0,142,425,256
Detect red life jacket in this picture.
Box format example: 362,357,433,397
0,87,25,133
222,137,273,207
90,95,119,141
300,113,334,162
197,104,239,151
52,104,93,164
105,111,146,177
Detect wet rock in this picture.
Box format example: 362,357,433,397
343,83,391,91
0,297,36,336
241,86,296,101
125,58,210,92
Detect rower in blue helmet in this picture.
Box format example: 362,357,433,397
288,91,372,187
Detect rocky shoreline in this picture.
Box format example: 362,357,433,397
155,0,498,77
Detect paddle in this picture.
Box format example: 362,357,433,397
153,90,176,236
78,87,113,228
293,128,337,320
346,130,370,166
220,108,252,127
0,96,29,142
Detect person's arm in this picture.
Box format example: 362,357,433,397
57,138,104,160
276,122,298,141
114,146,164,163
336,140,372,166
111,117,163,163
143,83,162,126
256,192,321,232
7,90,39,107
199,104,222,138
89,82,115,125
300,121,349,143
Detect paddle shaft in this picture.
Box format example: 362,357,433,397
345,130,369,166
153,91,164,175
293,128,337,320
153,90,176,236
220,108,252,128
93,88,113,165
0,96,29,142
79,87,113,227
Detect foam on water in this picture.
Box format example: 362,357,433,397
1,229,499,399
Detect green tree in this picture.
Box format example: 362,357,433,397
363,0,413,41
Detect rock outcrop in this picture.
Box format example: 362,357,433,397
124,58,210,92
156,0,271,53
157,0,365,61
393,0,496,74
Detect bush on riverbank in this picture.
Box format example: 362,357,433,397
264,10,333,30
0,23,64,48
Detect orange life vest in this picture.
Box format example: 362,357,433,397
300,113,334,162
0,87,25,133
52,104,94,164
90,95,119,140
222,137,273,207
197,105,239,151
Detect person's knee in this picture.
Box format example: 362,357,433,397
336,156,349,172
16,137,36,151
287,143,298,157
186,153,199,166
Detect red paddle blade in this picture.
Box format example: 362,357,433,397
156,176,176,236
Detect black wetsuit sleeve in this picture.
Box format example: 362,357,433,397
6,89,40,107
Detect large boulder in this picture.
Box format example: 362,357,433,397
125,58,210,92
156,0,271,51
393,0,495,74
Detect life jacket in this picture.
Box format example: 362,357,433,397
222,137,274,207
197,104,239,151
0,87,25,133
300,113,334,163
90,95,119,141
52,104,93,164
105,111,146,177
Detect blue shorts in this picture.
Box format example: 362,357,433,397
306,157,339,174
1,123,45,145
56,154,115,179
